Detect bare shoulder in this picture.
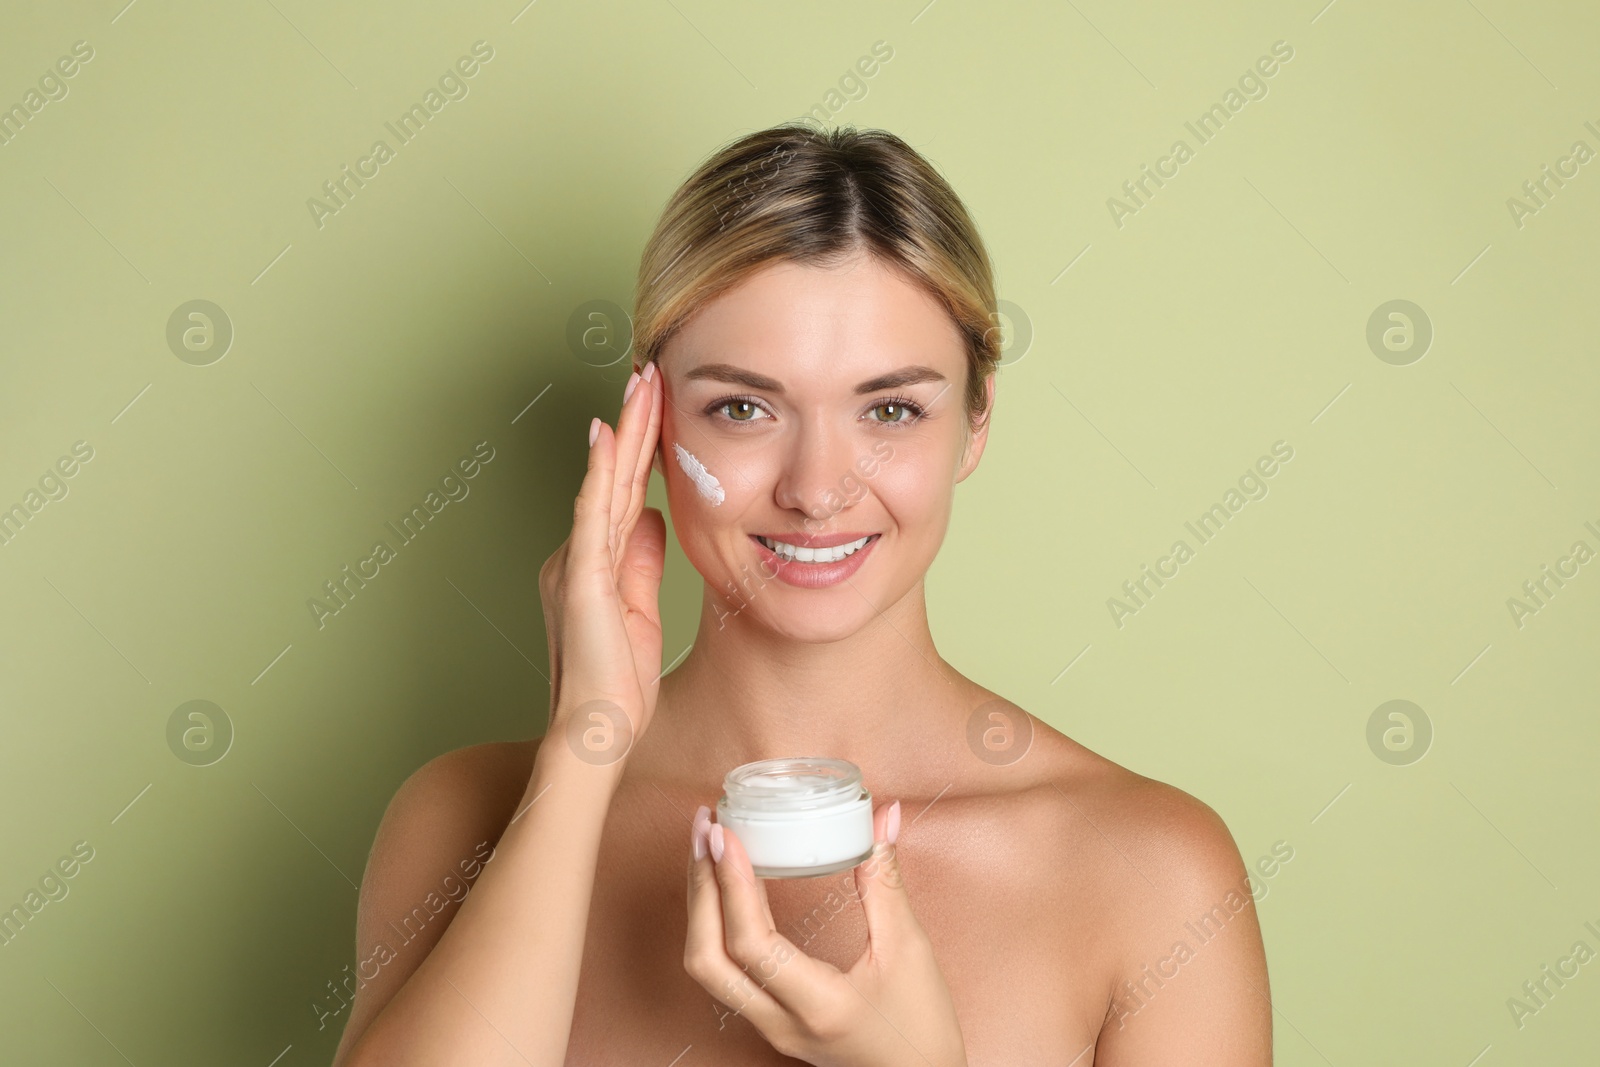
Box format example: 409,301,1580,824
980,699,1271,1064
1043,726,1242,883
968,696,1248,891
330,739,539,1062
363,737,539,896
359,738,540,891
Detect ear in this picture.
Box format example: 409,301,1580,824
954,373,996,484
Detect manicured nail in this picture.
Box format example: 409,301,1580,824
588,417,600,447
691,805,710,861
708,822,725,863
886,800,901,845
642,360,657,383
623,370,640,403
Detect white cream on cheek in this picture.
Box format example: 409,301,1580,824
673,441,725,506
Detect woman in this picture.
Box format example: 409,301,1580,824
332,123,1272,1066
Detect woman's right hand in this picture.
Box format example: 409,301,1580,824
332,364,666,1067
538,359,667,757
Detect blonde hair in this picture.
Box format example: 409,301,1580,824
633,122,999,432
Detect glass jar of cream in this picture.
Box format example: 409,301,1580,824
715,757,875,878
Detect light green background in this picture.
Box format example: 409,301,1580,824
2,0,1597,1063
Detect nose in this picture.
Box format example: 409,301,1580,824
771,419,860,526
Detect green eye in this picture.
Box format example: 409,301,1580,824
866,395,926,424
705,395,772,424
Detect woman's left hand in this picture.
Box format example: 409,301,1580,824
684,801,968,1067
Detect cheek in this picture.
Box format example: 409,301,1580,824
659,409,715,513
869,438,957,523
659,462,727,584
659,424,749,538
671,440,726,507
876,438,947,505
659,410,779,518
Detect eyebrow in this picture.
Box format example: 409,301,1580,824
682,362,948,395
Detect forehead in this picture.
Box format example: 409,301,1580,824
666,255,966,382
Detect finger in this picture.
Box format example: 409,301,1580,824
617,507,666,627
631,362,664,517
608,363,655,553
615,362,663,567
711,823,835,1014
685,811,786,1029
570,418,618,576
852,801,923,961
539,544,567,706
686,804,712,883
756,862,775,932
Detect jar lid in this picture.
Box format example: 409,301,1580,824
720,757,866,814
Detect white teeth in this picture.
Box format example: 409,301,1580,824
758,535,871,563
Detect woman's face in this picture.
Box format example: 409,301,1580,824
654,253,994,642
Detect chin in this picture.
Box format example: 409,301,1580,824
735,589,885,643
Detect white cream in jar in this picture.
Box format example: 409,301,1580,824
715,757,875,878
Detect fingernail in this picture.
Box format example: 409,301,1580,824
886,800,901,845
588,417,600,447
642,360,657,383
709,822,724,863
691,805,710,861
623,371,640,403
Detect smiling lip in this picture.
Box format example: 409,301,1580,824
749,531,876,549
748,533,879,589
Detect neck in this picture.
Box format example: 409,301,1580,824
640,579,975,795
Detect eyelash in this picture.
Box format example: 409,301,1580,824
705,393,928,427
